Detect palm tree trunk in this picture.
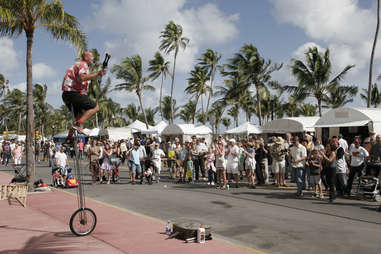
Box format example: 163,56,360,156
26,31,35,191
256,84,262,126
170,48,179,124
368,0,380,108
137,91,149,129
160,74,164,120
200,94,205,124
193,95,200,124
95,113,99,127
206,66,215,116
17,112,22,134
318,99,322,117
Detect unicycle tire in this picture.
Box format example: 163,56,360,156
69,208,97,236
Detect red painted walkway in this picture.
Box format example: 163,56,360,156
0,172,261,254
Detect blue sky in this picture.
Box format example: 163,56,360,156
1,0,380,126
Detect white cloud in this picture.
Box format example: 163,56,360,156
0,38,19,73
270,0,381,103
33,63,57,80
86,0,239,74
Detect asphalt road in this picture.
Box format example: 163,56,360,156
3,159,381,254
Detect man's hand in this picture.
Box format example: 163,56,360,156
98,68,107,77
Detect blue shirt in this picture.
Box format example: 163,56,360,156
130,149,140,165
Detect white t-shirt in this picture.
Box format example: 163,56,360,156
55,152,67,168
350,146,369,167
339,138,349,152
196,143,208,154
152,148,165,163
227,145,239,163
289,144,307,168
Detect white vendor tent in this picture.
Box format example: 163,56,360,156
262,117,320,134
161,124,213,144
224,122,262,135
127,120,152,133
141,121,168,135
314,107,381,140
99,127,133,141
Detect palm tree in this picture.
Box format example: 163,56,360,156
198,49,221,115
222,117,231,130
0,0,87,189
148,52,170,120
139,107,157,126
323,85,358,108
33,83,54,136
368,0,380,107
2,88,26,133
360,83,381,108
88,77,112,127
159,21,189,124
208,104,224,134
112,55,155,129
299,104,317,116
179,100,196,123
223,44,282,125
186,65,211,124
227,105,239,127
0,73,9,97
289,47,354,116
161,96,178,122
123,103,139,122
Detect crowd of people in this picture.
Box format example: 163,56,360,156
1,130,381,204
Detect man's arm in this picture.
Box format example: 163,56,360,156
80,69,106,82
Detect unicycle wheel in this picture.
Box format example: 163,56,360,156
69,208,97,236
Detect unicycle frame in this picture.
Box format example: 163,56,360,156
69,107,97,236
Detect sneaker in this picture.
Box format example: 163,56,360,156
207,182,211,185
211,182,215,186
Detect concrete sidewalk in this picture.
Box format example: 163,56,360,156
0,172,263,254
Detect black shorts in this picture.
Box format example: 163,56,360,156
62,91,96,118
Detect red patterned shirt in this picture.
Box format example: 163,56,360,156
62,61,89,95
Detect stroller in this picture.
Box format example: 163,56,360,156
51,165,70,188
355,176,380,202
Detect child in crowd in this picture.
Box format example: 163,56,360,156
308,149,323,199
66,167,74,179
185,154,194,183
205,148,217,186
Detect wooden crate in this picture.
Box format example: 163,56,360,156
0,184,28,207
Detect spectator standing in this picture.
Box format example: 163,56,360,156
55,146,68,182
271,137,287,187
289,137,307,198
152,143,165,183
335,143,347,196
368,134,381,177
244,142,256,189
12,143,22,165
215,138,227,189
308,149,323,198
89,140,100,185
226,139,240,188
205,148,216,185
345,139,368,196
2,142,11,166
320,142,337,202
100,143,113,184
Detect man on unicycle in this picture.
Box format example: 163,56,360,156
61,51,106,145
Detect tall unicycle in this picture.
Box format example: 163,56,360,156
69,53,110,236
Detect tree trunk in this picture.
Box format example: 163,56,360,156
95,112,99,127
318,99,322,117
368,0,380,108
138,91,149,129
206,65,215,118
170,48,178,124
160,74,164,120
200,94,205,124
255,84,262,126
26,31,35,191
17,112,22,134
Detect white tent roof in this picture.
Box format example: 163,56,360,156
262,117,320,133
161,124,212,135
127,120,152,132
99,127,133,141
225,122,262,135
314,107,381,133
141,121,168,135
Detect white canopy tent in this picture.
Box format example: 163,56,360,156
224,122,262,135
127,120,152,133
161,124,213,144
314,107,381,139
99,127,133,141
262,117,320,134
141,121,168,135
